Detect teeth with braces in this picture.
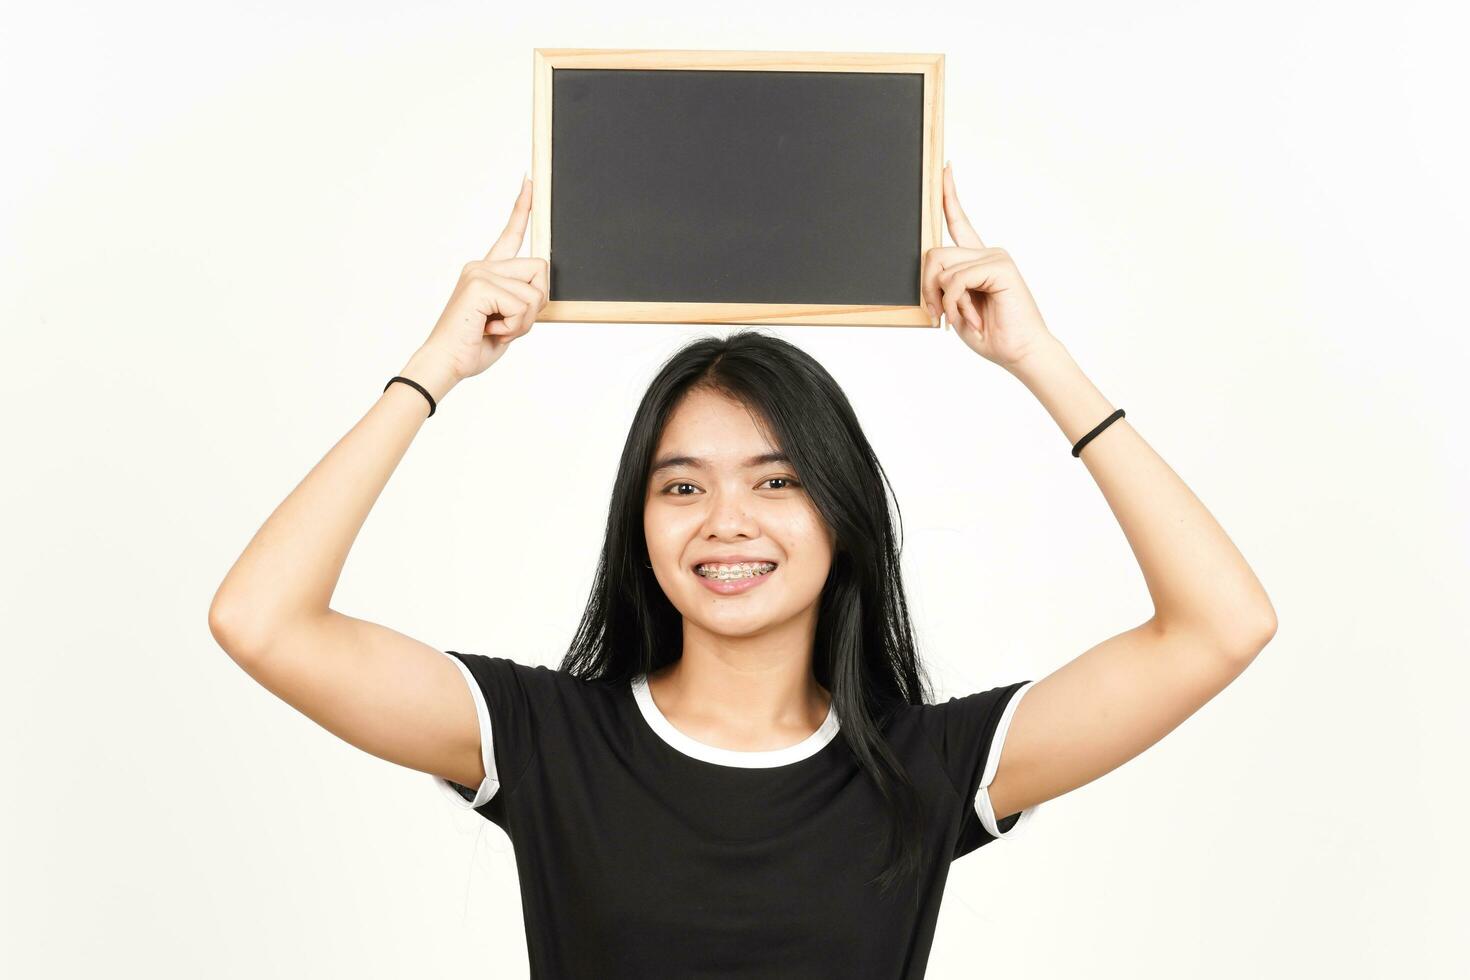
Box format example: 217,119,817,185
695,562,777,580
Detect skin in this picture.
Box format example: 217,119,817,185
641,388,838,750
210,165,1277,819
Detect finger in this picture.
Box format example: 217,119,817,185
485,175,533,262
944,256,1008,299
493,294,531,335
957,290,982,333
475,272,543,332
482,256,546,284
467,255,549,313
468,278,530,334
938,258,1000,330
480,256,549,318
525,257,548,300
943,162,985,249
921,248,942,323
941,275,965,332
921,246,970,323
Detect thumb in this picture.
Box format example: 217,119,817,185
942,162,986,249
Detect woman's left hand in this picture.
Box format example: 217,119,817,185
923,162,1056,371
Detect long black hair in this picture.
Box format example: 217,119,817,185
559,328,940,901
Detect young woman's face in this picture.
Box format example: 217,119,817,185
644,388,836,638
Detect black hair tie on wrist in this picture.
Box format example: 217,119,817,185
384,375,436,418
1072,408,1124,457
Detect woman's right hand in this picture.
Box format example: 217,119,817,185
419,175,548,383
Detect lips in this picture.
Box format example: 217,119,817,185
691,560,779,594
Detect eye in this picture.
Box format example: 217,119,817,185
658,477,802,496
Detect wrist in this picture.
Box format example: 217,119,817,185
1003,335,1071,386
1004,337,1119,450
398,348,460,404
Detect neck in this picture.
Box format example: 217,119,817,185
647,628,831,751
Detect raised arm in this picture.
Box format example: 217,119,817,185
923,162,1277,825
208,175,547,793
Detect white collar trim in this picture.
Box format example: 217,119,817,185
630,674,840,768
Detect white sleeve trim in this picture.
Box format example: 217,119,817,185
431,651,501,809
974,679,1041,839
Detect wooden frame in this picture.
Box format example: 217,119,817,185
530,48,946,328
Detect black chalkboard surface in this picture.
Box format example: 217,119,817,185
530,49,945,328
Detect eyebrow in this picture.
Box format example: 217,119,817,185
649,451,791,477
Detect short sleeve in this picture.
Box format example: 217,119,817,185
918,679,1041,858
431,650,540,812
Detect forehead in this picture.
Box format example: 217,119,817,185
657,389,770,445
651,390,781,469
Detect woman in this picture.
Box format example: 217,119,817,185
208,165,1277,978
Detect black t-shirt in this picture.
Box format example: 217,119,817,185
433,650,1041,979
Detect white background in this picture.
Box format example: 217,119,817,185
4,2,1467,977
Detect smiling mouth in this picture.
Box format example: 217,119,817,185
692,561,779,580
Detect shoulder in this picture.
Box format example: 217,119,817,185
448,651,620,710
882,681,1034,777
906,681,1033,731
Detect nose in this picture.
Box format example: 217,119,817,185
701,488,760,540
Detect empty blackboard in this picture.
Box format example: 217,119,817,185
530,49,945,328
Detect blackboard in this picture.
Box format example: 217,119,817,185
530,50,946,328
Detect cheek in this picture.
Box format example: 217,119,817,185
772,523,835,582
644,512,704,573
789,511,835,557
